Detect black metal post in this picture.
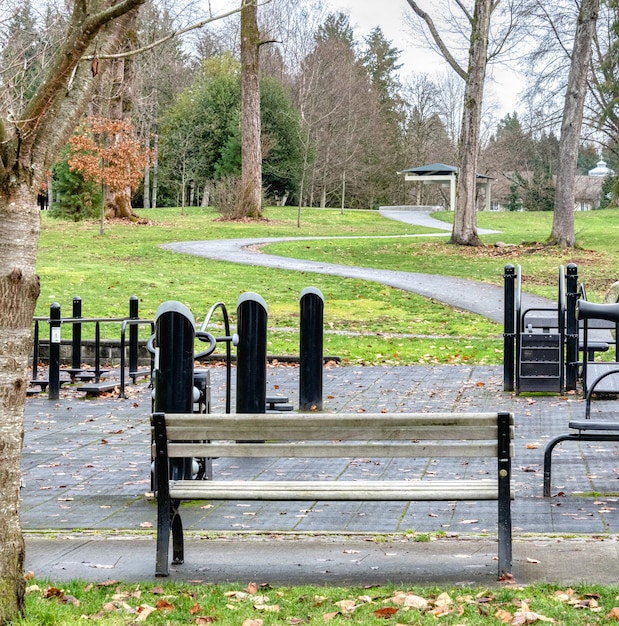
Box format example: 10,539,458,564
153,301,196,480
48,303,61,400
32,320,40,381
72,296,82,372
94,321,101,382
153,301,195,414
129,295,139,376
503,265,515,391
236,292,267,414
565,263,579,390
299,287,324,411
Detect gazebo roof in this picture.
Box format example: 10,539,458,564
400,163,457,176
400,163,493,180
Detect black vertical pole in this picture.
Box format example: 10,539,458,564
565,263,579,390
153,301,196,480
72,296,82,372
94,321,101,382
32,320,40,381
48,303,61,400
236,292,267,414
503,265,515,391
129,295,139,376
299,287,324,411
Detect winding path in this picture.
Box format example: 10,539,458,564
163,208,554,324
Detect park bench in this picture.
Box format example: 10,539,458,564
151,410,514,578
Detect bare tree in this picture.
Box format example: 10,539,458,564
405,0,516,245
550,0,599,246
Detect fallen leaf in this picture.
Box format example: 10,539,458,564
135,604,157,622
495,608,513,622
155,599,173,611
374,607,398,618
336,600,357,613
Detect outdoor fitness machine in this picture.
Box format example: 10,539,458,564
504,263,619,395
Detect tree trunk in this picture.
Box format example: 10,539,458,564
152,134,159,209
143,163,150,208
449,0,492,246
0,185,40,623
549,0,599,247
0,2,144,621
238,0,262,218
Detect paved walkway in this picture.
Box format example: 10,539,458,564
163,208,547,324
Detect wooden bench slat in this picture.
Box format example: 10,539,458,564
161,413,514,443
162,412,511,428
165,425,504,441
164,441,507,459
169,479,508,501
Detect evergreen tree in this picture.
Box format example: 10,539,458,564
51,146,102,221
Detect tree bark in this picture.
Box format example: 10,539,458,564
0,2,144,622
549,0,599,247
239,0,262,218
449,0,492,246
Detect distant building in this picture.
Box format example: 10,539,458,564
588,159,614,177
489,160,615,212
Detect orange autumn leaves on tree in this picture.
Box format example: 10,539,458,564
68,116,150,195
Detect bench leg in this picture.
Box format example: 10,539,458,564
543,434,578,497
171,500,184,565
155,491,171,577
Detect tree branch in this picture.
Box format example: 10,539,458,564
404,0,467,80
85,3,248,61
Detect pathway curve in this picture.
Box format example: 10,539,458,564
163,209,553,324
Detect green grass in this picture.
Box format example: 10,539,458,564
36,206,619,365
12,578,619,624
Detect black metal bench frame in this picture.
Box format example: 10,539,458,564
543,368,619,497
151,411,514,578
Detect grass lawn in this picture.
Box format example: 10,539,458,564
13,578,619,625
36,206,619,366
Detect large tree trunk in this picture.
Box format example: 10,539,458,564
449,0,492,246
549,0,599,247
104,9,139,220
0,2,144,621
238,0,262,218
0,183,40,623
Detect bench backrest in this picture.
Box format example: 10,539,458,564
152,411,514,460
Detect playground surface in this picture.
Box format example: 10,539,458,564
23,363,619,586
